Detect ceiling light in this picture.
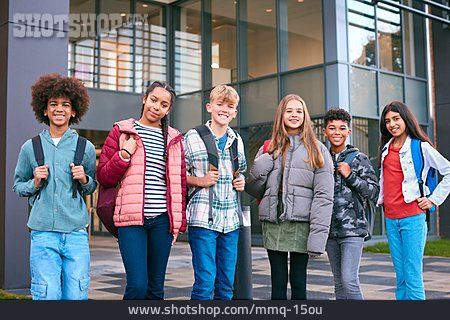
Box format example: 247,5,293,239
120,13,126,17
297,0,304,2
142,4,148,8
265,8,273,13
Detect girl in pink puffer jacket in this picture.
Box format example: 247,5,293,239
97,81,186,300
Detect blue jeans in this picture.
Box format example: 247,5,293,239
326,237,364,300
29,229,90,300
188,227,239,300
118,214,173,300
386,212,427,300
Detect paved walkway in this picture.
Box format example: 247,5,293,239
89,236,450,300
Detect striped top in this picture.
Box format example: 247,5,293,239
134,121,167,217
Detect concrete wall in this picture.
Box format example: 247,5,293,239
0,0,69,289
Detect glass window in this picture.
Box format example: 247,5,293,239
405,78,427,123
403,0,426,78
312,117,326,144
377,1,402,73
281,0,323,71
351,117,382,236
206,0,237,87
69,0,167,94
240,124,273,235
98,0,133,92
69,0,96,87
240,0,277,79
379,73,403,109
174,0,202,94
172,93,203,133
348,0,376,67
240,77,278,126
281,68,325,116
350,67,377,117
135,2,166,93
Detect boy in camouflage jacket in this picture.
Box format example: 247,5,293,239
323,108,379,300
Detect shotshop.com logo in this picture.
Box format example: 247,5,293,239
12,13,149,38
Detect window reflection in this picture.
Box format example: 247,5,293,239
350,67,377,117
135,1,167,93
174,0,202,94
377,1,402,72
172,93,203,134
207,0,237,86
405,79,427,123
98,0,133,92
348,0,376,67
240,0,277,79
281,68,325,116
240,124,273,235
379,73,403,109
240,77,278,126
69,0,167,93
351,117,381,235
69,0,96,87
403,0,426,78
281,0,323,71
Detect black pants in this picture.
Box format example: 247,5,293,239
267,249,309,300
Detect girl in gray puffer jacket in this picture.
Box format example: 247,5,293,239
246,94,334,300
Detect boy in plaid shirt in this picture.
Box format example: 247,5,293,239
183,85,247,300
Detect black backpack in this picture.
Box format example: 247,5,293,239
187,125,242,224
344,150,376,241
32,135,87,198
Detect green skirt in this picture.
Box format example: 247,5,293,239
262,220,310,253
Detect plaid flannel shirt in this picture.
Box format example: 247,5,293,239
183,121,247,233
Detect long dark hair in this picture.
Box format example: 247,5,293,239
141,81,176,161
379,101,432,165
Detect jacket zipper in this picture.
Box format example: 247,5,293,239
282,142,294,217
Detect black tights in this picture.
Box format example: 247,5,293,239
267,250,309,300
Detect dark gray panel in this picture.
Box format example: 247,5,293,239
0,0,8,25
74,89,142,132
3,1,69,288
0,19,8,288
9,0,69,33
433,16,450,239
436,103,450,239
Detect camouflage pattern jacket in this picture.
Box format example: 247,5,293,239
329,145,379,238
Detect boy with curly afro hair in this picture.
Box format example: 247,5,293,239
13,73,97,300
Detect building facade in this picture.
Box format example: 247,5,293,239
1,0,449,289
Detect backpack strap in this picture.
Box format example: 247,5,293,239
195,125,219,171
411,138,431,225
194,125,217,224
72,136,87,198
193,125,242,225
229,130,243,226
343,150,358,165
32,135,45,167
411,138,425,190
230,129,240,178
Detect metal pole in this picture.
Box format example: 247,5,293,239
233,205,253,299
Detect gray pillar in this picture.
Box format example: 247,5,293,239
323,0,350,110
0,0,69,289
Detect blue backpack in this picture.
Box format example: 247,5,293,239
410,138,438,221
